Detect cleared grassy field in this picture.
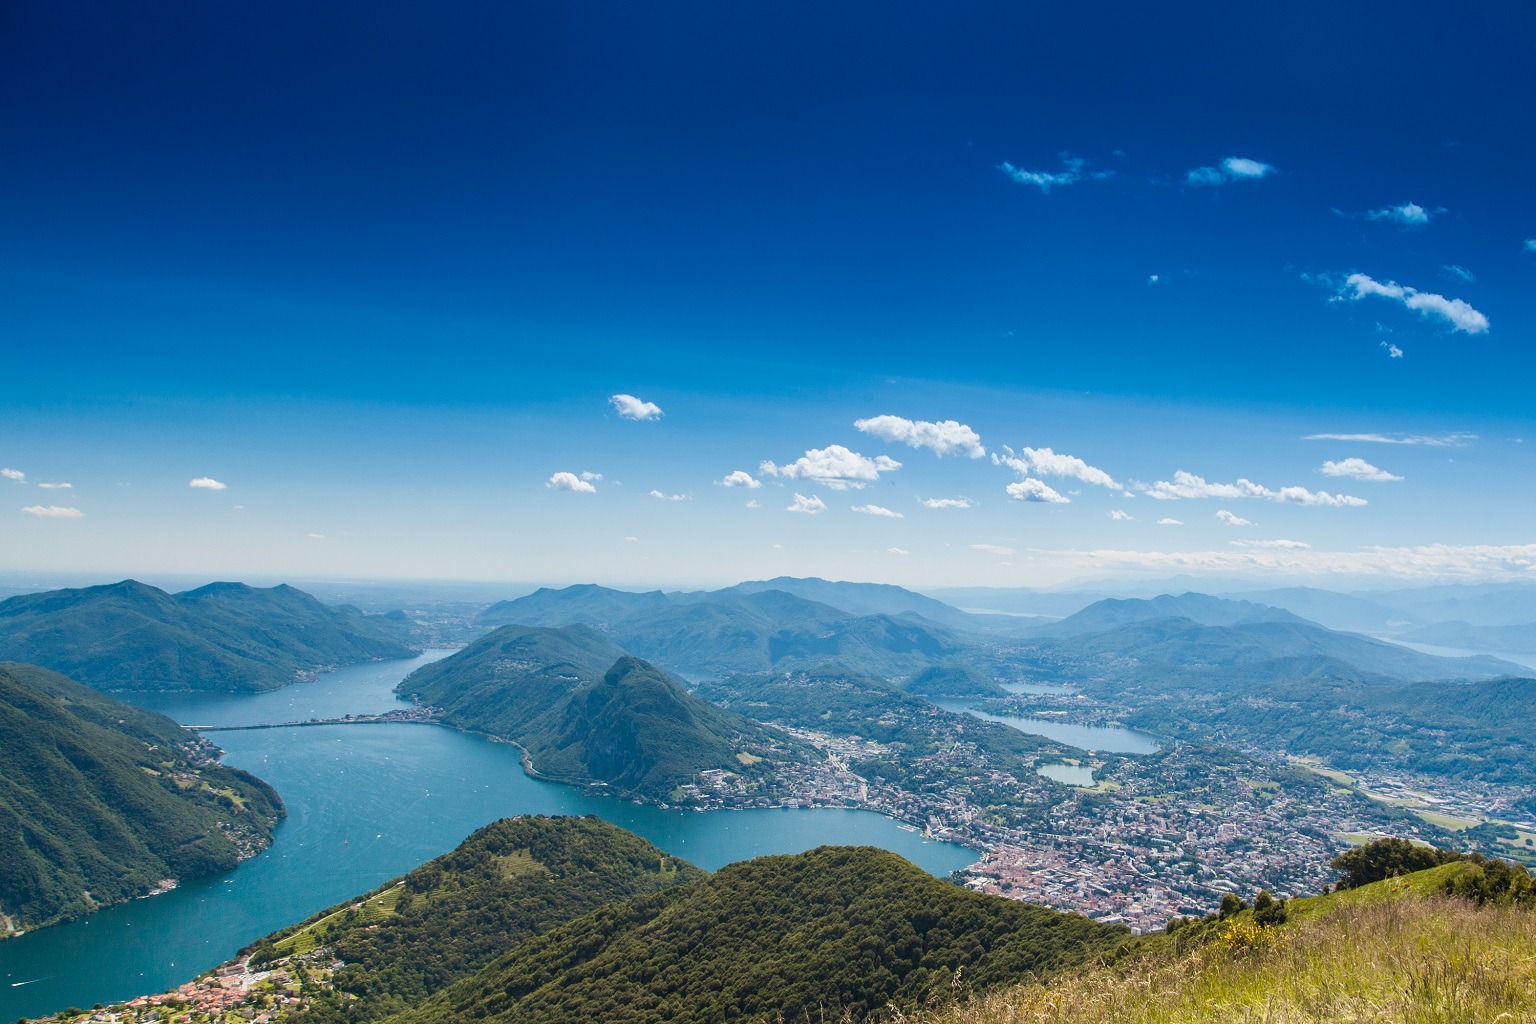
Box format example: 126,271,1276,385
919,865,1536,1024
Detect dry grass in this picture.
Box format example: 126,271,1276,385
913,894,1536,1024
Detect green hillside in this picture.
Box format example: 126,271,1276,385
246,816,704,1022
916,856,1536,1024
0,580,418,692
399,626,796,800
395,845,1127,1024
0,663,284,932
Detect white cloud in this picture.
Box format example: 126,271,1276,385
786,493,827,514
37,482,72,488
609,393,663,420
745,499,760,508
1157,518,1183,526
1216,510,1252,527
1,468,23,482
625,535,639,541
1365,202,1438,225
995,446,1121,490
1321,458,1402,482
1231,539,1311,550
1043,542,1536,582
1186,156,1275,186
1304,431,1475,447
997,155,1107,193
307,533,325,539
1107,510,1134,521
649,489,689,501
1142,470,1365,507
1525,239,1536,253
851,504,904,518
760,445,901,490
1443,265,1475,282
718,470,761,489
854,415,985,458
1339,273,1489,333
548,472,597,493
189,477,227,490
971,543,1016,556
1382,341,1404,358
887,547,909,555
1005,478,1069,504
1148,274,1160,285
22,505,83,518
920,497,973,509
581,471,603,482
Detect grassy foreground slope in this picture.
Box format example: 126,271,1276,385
394,846,1127,1024
0,580,417,692
918,863,1536,1024
246,816,704,1022
0,663,283,932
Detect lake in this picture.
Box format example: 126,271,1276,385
934,699,1161,754
1036,762,1097,787
0,655,978,1020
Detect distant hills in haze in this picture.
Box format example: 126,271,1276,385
0,662,284,932
0,580,419,692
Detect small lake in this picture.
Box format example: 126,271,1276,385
934,700,1161,754
1036,763,1096,787
1,655,978,1020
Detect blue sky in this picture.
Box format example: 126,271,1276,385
2,1,1532,589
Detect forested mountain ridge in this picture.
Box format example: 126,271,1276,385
245,816,704,1022
0,663,283,933
391,844,1127,1024
399,626,797,800
0,580,418,692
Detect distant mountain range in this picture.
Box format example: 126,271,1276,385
478,584,981,682
0,580,419,692
399,625,793,800
0,662,284,932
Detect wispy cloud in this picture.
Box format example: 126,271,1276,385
22,505,83,518
1107,510,1134,521
786,493,826,514
718,470,761,489
745,499,760,508
1,468,24,482
760,445,901,490
919,497,973,509
548,472,596,493
997,154,1108,193
189,477,227,490
1525,239,1536,253
887,547,909,555
1143,470,1365,507
581,471,603,482
1321,458,1402,482
1186,156,1275,186
1304,431,1475,447
1443,265,1475,282
995,446,1121,490
649,489,689,501
1006,478,1069,504
1045,542,1536,582
1381,341,1404,358
971,543,1016,556
37,482,72,489
307,533,325,539
1361,202,1441,225
1338,273,1489,333
609,393,663,420
1157,518,1183,526
851,504,904,518
854,415,985,458
1231,539,1311,549
1216,510,1252,526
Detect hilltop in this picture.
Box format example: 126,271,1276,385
0,580,418,692
399,625,799,801
0,662,284,933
